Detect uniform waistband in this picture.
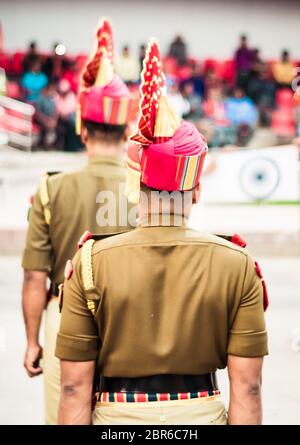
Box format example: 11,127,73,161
100,373,218,393
98,389,221,403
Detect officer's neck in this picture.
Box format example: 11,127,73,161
86,141,125,158
139,195,193,225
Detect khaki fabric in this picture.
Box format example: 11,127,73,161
44,298,61,425
22,154,133,426
92,396,227,425
56,217,268,375
22,155,134,284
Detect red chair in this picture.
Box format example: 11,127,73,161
75,54,88,72
162,56,178,76
6,81,21,99
10,52,25,76
220,59,236,86
0,52,10,72
177,65,192,81
276,88,294,109
271,108,296,137
203,58,221,74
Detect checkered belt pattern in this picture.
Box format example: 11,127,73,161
98,389,221,403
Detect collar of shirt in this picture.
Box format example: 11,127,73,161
87,154,125,168
137,213,188,228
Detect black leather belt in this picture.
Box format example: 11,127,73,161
100,373,218,393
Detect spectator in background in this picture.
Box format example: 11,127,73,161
22,41,39,73
139,44,146,72
225,86,258,145
167,77,190,118
234,34,254,94
180,81,203,122
225,86,258,127
248,64,276,115
61,59,79,93
21,56,48,102
203,86,235,147
35,81,58,147
55,79,81,151
272,50,294,88
187,61,205,98
249,48,264,79
204,67,220,94
115,45,140,83
43,42,65,82
168,35,187,66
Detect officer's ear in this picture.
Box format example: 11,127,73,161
81,126,89,145
192,183,201,204
123,125,130,142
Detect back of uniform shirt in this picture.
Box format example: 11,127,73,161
56,224,268,377
22,156,134,284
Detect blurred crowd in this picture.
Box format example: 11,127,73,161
0,34,300,150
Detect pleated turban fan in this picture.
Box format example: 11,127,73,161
126,38,208,203
76,18,131,134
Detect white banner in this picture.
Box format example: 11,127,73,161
201,145,300,203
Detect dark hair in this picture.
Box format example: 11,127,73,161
82,120,126,143
29,41,37,51
140,182,196,195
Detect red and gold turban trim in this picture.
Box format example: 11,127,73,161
126,38,207,203
76,18,131,134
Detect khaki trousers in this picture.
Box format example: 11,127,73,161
43,298,61,425
92,396,227,425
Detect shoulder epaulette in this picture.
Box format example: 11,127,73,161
215,233,247,248
216,233,269,311
39,171,61,225
78,230,128,315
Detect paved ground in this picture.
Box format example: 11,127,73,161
0,255,300,425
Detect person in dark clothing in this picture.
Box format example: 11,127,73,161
248,64,276,112
169,35,187,66
187,61,205,98
22,41,39,73
234,35,254,94
43,42,65,82
139,44,146,72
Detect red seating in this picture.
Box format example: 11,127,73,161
10,52,25,76
6,81,21,99
271,109,296,137
0,52,10,72
75,54,88,71
162,56,178,76
220,59,236,86
203,58,221,74
177,65,192,81
276,88,294,108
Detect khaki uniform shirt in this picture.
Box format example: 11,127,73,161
56,216,268,377
22,155,133,285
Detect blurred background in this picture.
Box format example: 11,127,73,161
0,0,300,425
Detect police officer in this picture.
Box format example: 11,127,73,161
22,19,133,425
55,39,268,425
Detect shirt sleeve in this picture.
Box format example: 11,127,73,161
21,183,52,272
227,254,268,357
55,249,100,361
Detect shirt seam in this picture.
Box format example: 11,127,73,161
92,239,248,257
